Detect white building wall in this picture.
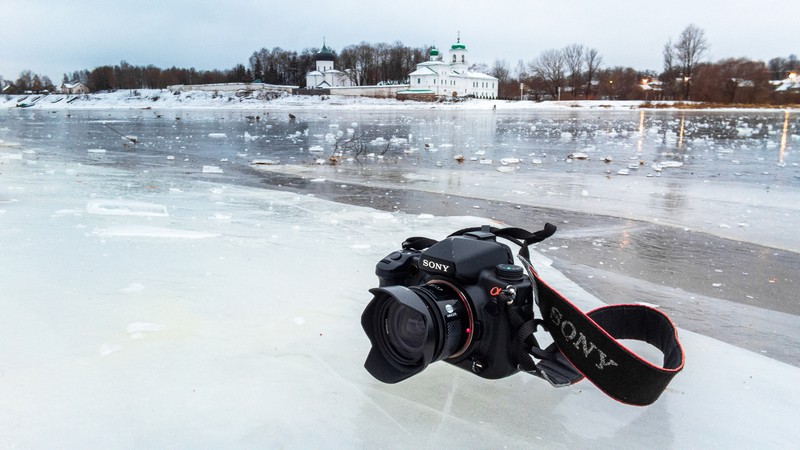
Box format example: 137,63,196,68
328,85,410,98
306,72,323,88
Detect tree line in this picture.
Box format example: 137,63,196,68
509,25,798,104
4,61,253,94
247,42,426,86
3,25,798,104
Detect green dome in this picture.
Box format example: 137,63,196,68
316,44,335,62
451,34,466,50
429,47,439,56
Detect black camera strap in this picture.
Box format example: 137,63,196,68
408,224,685,406
535,272,684,405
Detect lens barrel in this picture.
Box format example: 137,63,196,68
362,282,472,383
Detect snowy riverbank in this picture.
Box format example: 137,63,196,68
4,88,796,111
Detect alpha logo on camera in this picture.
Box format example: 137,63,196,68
549,307,618,371
420,257,453,275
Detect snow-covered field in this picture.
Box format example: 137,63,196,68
1,98,799,447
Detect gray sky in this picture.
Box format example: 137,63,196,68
2,0,797,82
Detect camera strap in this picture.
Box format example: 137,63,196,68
525,262,684,406
409,224,685,406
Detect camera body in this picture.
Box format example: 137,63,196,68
362,229,535,383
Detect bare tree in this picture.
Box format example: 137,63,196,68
529,49,566,98
584,48,602,99
768,54,800,80
670,24,709,100
469,62,490,74
41,76,54,92
515,60,527,80
491,59,510,82
563,44,584,99
340,42,378,85
661,39,679,99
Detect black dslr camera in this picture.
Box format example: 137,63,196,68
361,228,535,383
362,225,686,406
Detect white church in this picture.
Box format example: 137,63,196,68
407,35,499,99
305,41,355,89
302,35,498,99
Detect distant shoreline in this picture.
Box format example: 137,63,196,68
3,89,798,111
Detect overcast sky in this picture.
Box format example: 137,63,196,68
2,0,797,82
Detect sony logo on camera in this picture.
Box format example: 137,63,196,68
420,256,453,275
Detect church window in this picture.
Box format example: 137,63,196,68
462,55,465,63
453,55,456,63
417,78,421,84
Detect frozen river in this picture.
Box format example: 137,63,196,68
3,107,799,360
7,106,798,187
5,107,799,246
1,105,799,447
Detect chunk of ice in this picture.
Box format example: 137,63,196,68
87,200,168,217
93,225,219,239
202,165,224,173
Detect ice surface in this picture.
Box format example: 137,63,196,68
255,162,800,253
1,136,799,447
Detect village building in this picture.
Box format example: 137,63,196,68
304,41,355,89
404,35,499,99
771,72,799,93
60,82,90,94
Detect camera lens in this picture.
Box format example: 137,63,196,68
362,282,473,383
384,301,427,364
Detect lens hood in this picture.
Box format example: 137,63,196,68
362,286,438,383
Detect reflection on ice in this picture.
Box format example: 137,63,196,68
780,110,790,165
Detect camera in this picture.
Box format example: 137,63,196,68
361,228,536,383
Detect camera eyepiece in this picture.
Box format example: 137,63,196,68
362,282,472,383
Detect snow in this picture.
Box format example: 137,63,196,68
0,98,799,446
5,88,790,111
